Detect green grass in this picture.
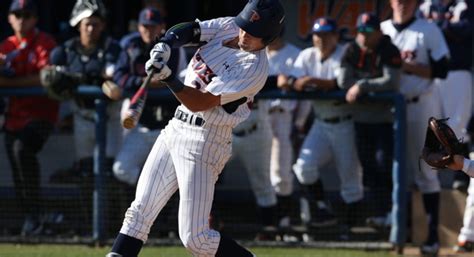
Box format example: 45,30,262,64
0,244,395,257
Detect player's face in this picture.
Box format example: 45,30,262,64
238,29,265,52
312,32,338,52
138,23,164,44
8,11,37,36
356,31,379,49
390,0,418,16
78,16,105,45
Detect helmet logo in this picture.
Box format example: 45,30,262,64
249,10,260,22
319,18,327,26
361,13,370,24
146,10,153,20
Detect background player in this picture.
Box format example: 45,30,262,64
112,7,187,187
381,0,450,255
288,17,363,238
265,31,301,229
0,0,58,236
106,0,285,256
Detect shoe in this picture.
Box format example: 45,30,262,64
21,216,43,236
420,242,439,257
309,201,337,228
105,253,123,257
454,241,474,253
366,212,392,228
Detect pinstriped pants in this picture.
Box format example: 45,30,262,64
120,118,232,257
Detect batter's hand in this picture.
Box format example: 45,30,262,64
145,60,172,80
148,42,171,70
345,84,361,103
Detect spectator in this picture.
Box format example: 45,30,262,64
48,0,122,234
0,0,58,236
381,0,450,255
338,12,401,229
288,17,363,238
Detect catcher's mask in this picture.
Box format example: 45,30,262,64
69,0,107,27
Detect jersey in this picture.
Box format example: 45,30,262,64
266,43,300,111
381,18,450,98
0,29,58,131
291,44,349,119
182,17,269,127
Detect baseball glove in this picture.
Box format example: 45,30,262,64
421,117,463,169
40,66,83,101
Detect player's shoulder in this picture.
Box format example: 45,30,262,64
37,31,56,47
283,43,301,56
120,32,141,49
0,35,17,52
298,46,316,58
201,16,237,29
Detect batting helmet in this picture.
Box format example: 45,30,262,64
234,0,285,45
69,0,107,27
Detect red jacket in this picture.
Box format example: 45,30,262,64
0,29,59,131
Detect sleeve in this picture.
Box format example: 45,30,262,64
426,23,450,61
0,39,15,55
199,17,234,43
290,51,307,78
462,158,474,178
49,45,68,66
337,44,357,90
36,35,56,70
113,49,142,90
206,61,268,105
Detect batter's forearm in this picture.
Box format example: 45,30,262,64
165,77,220,112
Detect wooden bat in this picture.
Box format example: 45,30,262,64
121,70,156,129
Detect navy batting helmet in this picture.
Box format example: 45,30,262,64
234,0,285,45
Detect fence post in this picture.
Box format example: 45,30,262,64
93,98,107,244
389,94,407,254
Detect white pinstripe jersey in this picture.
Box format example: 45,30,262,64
381,18,450,98
291,44,351,119
182,17,269,127
266,43,301,111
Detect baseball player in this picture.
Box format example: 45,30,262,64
48,0,122,233
0,0,58,236
288,17,363,236
106,0,285,256
264,33,301,227
381,0,450,255
112,7,187,186
418,0,474,253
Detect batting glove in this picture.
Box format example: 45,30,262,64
145,60,172,80
149,42,171,66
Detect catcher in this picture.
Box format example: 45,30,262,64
421,117,473,177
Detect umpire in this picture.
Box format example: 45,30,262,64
338,12,401,228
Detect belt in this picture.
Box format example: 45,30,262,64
406,96,419,104
269,107,285,114
233,124,258,137
174,109,205,126
321,115,352,124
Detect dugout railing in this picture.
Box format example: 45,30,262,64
0,86,406,253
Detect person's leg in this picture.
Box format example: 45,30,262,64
456,178,474,252
109,133,178,257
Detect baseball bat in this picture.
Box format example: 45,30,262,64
121,69,156,129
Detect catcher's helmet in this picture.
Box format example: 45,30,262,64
69,0,107,27
234,0,285,45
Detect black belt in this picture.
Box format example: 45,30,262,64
321,115,352,124
406,96,419,104
269,107,285,114
233,124,257,137
174,109,205,126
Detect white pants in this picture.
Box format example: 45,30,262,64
269,110,295,196
73,101,122,160
458,177,474,242
435,70,472,138
232,120,275,207
113,125,161,185
406,88,442,193
293,119,364,203
120,119,232,257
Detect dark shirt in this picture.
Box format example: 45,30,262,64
114,33,180,130
49,35,122,109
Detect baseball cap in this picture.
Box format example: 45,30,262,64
138,8,162,25
312,17,337,33
9,0,38,14
356,12,380,33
